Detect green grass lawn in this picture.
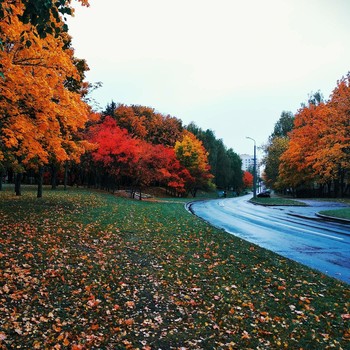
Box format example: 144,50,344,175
249,197,307,206
319,208,350,220
0,186,349,349
250,196,350,221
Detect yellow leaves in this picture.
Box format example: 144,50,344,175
174,130,213,190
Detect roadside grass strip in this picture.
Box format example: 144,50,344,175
249,197,307,206
0,187,349,349
319,208,350,221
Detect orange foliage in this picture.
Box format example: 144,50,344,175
0,1,92,167
279,104,323,187
279,75,350,193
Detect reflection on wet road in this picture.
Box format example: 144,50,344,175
190,196,350,284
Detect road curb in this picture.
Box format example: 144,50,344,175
288,212,350,225
315,213,350,224
287,213,320,221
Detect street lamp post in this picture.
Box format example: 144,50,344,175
246,137,257,198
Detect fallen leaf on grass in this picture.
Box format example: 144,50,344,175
125,300,135,308
241,330,251,339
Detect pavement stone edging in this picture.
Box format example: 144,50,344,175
315,213,350,224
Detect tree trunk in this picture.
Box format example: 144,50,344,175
7,168,14,183
0,169,3,191
51,164,57,190
64,161,68,190
15,173,22,196
340,168,345,198
334,179,339,198
191,188,197,197
37,166,44,198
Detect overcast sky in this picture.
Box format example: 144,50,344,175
68,0,350,155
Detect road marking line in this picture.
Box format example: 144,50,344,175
223,206,345,241
208,200,344,241
276,221,344,241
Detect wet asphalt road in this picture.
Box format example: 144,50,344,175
190,195,350,284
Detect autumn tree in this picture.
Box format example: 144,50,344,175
278,104,324,195
0,0,93,196
315,78,350,196
0,0,89,39
87,116,191,197
130,142,191,199
87,117,140,191
186,123,218,176
102,103,183,147
243,171,253,189
278,97,349,197
175,130,213,196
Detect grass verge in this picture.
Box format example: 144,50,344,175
319,208,350,220
249,197,307,206
0,186,349,349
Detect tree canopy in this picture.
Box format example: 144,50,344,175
0,0,89,40
264,76,350,197
0,0,93,196
186,123,243,191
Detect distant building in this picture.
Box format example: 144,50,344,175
240,154,254,171
240,154,261,176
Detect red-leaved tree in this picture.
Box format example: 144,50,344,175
243,171,253,189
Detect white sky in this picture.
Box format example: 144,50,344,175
67,0,350,155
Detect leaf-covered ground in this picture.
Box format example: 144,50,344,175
0,187,349,349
